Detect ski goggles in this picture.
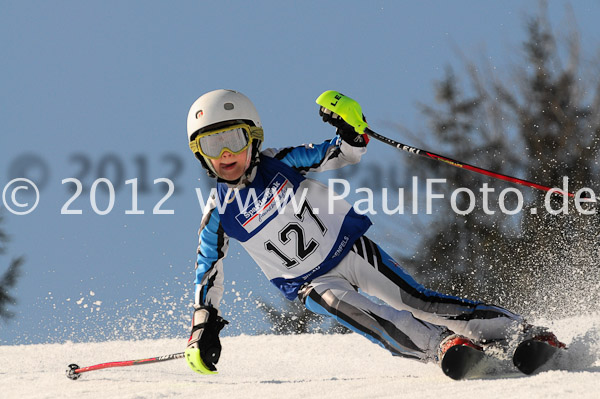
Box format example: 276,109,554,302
189,123,264,159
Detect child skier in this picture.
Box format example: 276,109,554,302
184,89,564,377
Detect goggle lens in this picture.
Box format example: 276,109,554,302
197,127,250,159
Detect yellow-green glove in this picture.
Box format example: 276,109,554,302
185,306,228,375
316,90,369,134
316,90,369,147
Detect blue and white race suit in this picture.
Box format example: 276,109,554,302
194,135,522,361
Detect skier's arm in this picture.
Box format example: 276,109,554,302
262,101,369,173
186,194,230,375
194,195,229,313
263,134,367,174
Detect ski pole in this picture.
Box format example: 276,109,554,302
364,127,586,199
316,90,593,201
66,351,185,380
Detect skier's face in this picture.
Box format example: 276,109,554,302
210,148,249,181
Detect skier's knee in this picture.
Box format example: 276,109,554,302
298,284,341,317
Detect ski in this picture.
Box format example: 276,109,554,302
441,344,487,380
512,339,564,375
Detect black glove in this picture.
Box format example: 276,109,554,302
186,306,228,374
319,106,368,147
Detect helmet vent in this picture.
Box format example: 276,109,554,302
224,102,234,110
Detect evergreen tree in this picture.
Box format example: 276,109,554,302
0,214,24,322
400,6,600,318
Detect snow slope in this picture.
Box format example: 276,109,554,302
1,314,599,399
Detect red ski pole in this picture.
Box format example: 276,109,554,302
365,127,592,201
66,352,185,380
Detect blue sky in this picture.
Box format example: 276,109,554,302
1,1,599,344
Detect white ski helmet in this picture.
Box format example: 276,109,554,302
187,89,264,179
